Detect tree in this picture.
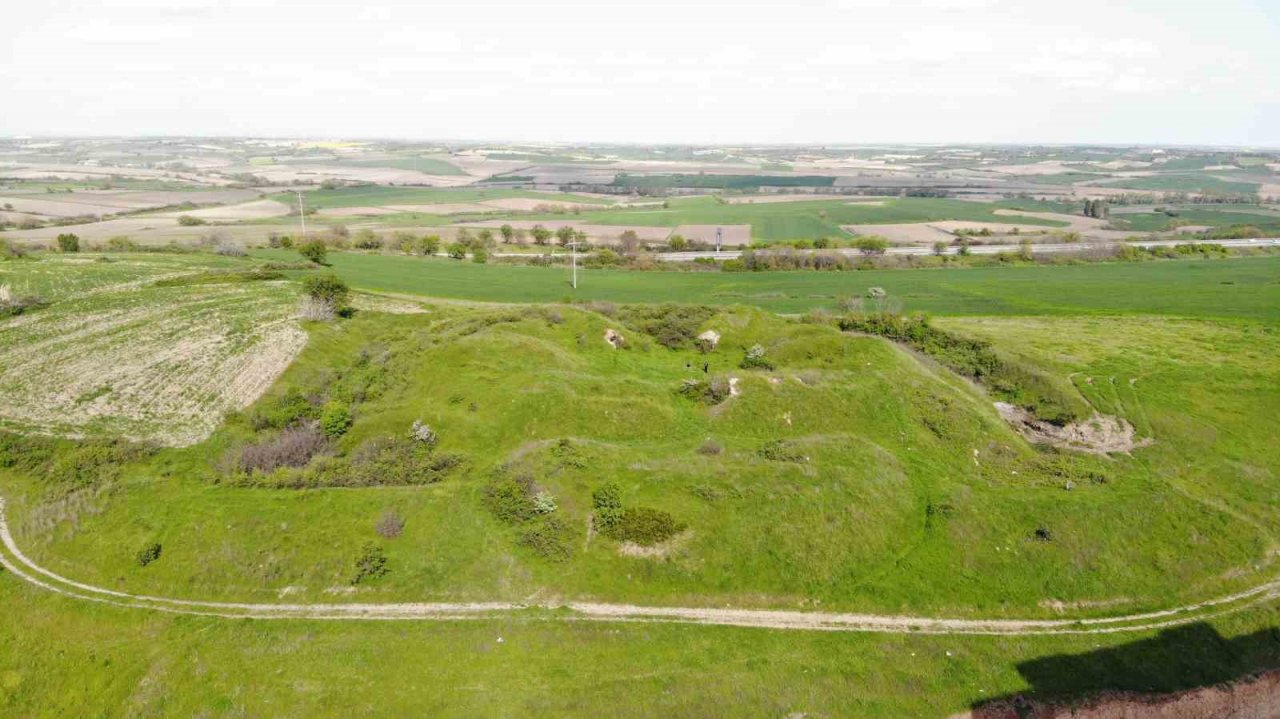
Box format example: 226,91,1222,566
471,245,488,263
478,228,495,248
353,229,381,249
419,234,441,256
555,225,575,246
932,241,949,256
446,242,467,260
853,236,889,256
619,230,640,254
55,233,80,253
302,273,350,306
298,240,328,265
531,225,552,245
499,224,515,244
668,234,688,251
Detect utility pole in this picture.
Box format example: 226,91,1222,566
716,226,722,254
566,240,581,289
295,190,306,240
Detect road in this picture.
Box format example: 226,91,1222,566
2,497,1277,635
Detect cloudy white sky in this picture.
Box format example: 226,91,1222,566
3,0,1278,145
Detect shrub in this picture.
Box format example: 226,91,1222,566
319,401,352,438
251,388,317,430
329,437,461,486
298,296,336,321
446,242,468,260
56,233,80,252
519,515,573,561
237,424,327,473
854,236,889,255
301,274,351,318
609,507,684,546
176,215,207,226
617,304,716,349
297,240,328,265
532,490,558,514
678,377,731,405
471,245,488,263
352,229,382,249
739,344,774,370
591,482,624,532
483,474,540,524
135,542,162,567
757,439,807,463
0,239,28,259
375,510,405,539
351,543,389,583
407,419,437,446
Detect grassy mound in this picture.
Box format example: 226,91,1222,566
6,302,1270,617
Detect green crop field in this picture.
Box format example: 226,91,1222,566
255,249,1280,320
1099,174,1262,195
513,196,1068,241
3,247,1280,716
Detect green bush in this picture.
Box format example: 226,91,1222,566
351,543,389,583
250,388,317,430
519,515,573,561
56,233,80,252
319,401,352,438
298,240,328,265
678,378,731,405
609,507,685,546
134,542,162,567
176,215,207,226
617,304,716,349
757,439,808,463
739,344,774,370
483,474,540,524
302,273,350,307
592,482,624,532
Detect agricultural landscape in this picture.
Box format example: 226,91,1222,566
1,134,1280,717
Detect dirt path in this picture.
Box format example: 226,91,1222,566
3,498,1279,634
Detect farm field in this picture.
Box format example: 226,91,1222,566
254,249,1280,319
0,255,304,445
504,197,1070,242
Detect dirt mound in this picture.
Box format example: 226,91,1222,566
969,669,1280,719
995,403,1151,455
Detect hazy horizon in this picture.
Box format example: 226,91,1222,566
3,0,1278,146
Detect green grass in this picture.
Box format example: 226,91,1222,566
613,173,836,190
1100,174,1261,195
5,248,1280,715
255,249,1280,320
1110,207,1280,233
5,575,1279,717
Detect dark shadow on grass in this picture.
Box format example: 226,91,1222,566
972,623,1280,717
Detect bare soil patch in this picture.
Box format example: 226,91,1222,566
844,223,953,245
156,199,290,221
995,403,1151,455
476,198,606,212
673,224,751,244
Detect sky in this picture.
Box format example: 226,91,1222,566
3,0,1279,146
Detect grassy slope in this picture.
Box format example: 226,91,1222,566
256,249,1280,320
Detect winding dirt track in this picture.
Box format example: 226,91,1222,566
4,499,1280,634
